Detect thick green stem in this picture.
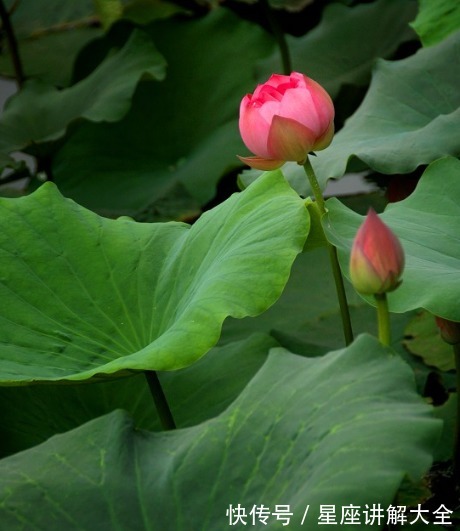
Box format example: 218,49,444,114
327,244,354,345
260,0,292,75
145,370,176,430
374,293,391,346
454,343,460,482
302,157,354,346
303,157,326,213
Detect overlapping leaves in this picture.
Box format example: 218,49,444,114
311,30,460,182
0,0,101,86
0,333,277,456
259,0,418,98
0,170,308,383
0,336,440,530
0,2,453,528
52,9,275,216
0,30,166,171
324,157,460,321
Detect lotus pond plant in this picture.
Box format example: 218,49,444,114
0,0,459,529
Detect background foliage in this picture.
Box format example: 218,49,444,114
0,0,459,528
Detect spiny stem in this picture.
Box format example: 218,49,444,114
0,0,24,88
302,156,354,346
374,293,391,346
145,370,176,430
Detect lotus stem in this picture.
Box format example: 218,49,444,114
145,370,176,430
303,157,354,346
260,0,292,75
374,293,391,346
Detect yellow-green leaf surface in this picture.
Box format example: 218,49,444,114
411,0,460,47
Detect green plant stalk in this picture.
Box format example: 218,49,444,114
145,370,176,430
0,0,24,88
302,157,354,346
374,293,391,346
260,0,292,75
454,343,460,483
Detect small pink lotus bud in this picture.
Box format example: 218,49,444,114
238,72,335,170
349,208,405,295
435,316,460,345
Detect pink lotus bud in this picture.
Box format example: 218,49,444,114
238,72,335,170
349,208,405,295
435,316,460,345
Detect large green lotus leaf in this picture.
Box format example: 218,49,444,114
0,333,277,457
51,9,275,215
0,29,166,169
323,157,460,321
258,0,417,99
0,335,440,529
0,171,308,384
411,0,460,47
311,30,460,182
